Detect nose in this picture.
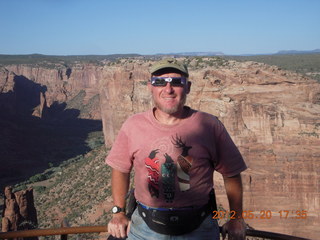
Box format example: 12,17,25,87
164,83,174,93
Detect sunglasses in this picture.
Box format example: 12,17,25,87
150,77,187,87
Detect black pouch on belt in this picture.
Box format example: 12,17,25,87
137,203,210,235
137,189,217,235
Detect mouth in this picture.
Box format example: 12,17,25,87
162,97,176,103
162,95,176,100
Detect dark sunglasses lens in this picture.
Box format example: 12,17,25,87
153,79,166,86
170,78,184,86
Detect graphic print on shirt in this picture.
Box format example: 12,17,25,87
145,135,193,199
145,149,160,198
161,153,176,202
172,134,193,191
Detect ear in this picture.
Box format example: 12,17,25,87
185,81,191,94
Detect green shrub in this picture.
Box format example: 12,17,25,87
29,173,47,183
34,186,47,194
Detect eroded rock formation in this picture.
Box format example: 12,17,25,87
1,186,38,236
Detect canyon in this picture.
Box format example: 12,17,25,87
0,57,319,239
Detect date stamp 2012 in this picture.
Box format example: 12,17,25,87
212,210,308,220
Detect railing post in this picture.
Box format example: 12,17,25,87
61,219,70,240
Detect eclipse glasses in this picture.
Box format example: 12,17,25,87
150,77,187,87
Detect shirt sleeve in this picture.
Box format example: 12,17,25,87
105,125,133,173
213,119,247,177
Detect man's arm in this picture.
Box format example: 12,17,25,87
221,173,246,240
107,168,130,239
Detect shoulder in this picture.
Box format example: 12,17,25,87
191,108,221,124
190,108,226,135
121,110,151,130
126,110,149,122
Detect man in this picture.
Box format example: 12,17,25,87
106,58,247,240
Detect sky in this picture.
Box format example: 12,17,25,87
0,0,319,56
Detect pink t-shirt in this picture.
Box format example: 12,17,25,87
106,107,247,208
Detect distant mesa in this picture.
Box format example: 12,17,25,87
156,51,225,56
276,49,320,55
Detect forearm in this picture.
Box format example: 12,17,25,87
222,173,246,239
223,173,243,218
108,169,130,238
111,168,130,209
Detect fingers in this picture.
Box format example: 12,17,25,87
221,222,246,240
126,221,131,236
221,223,227,240
221,218,247,240
108,224,126,238
107,215,129,239
119,224,127,238
227,233,245,240
108,222,127,238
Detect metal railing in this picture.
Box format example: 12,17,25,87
0,225,312,240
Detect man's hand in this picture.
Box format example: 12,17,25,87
221,218,246,240
107,213,130,239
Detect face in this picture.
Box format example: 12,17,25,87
148,72,191,115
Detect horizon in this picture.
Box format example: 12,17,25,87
0,0,319,56
1,48,320,57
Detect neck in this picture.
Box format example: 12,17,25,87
153,107,188,125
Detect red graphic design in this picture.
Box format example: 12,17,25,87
145,149,160,198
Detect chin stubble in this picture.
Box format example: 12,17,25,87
153,94,187,115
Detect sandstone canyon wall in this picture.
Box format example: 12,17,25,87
0,58,319,239
0,63,103,189
1,64,102,119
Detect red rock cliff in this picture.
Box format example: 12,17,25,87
100,59,320,239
